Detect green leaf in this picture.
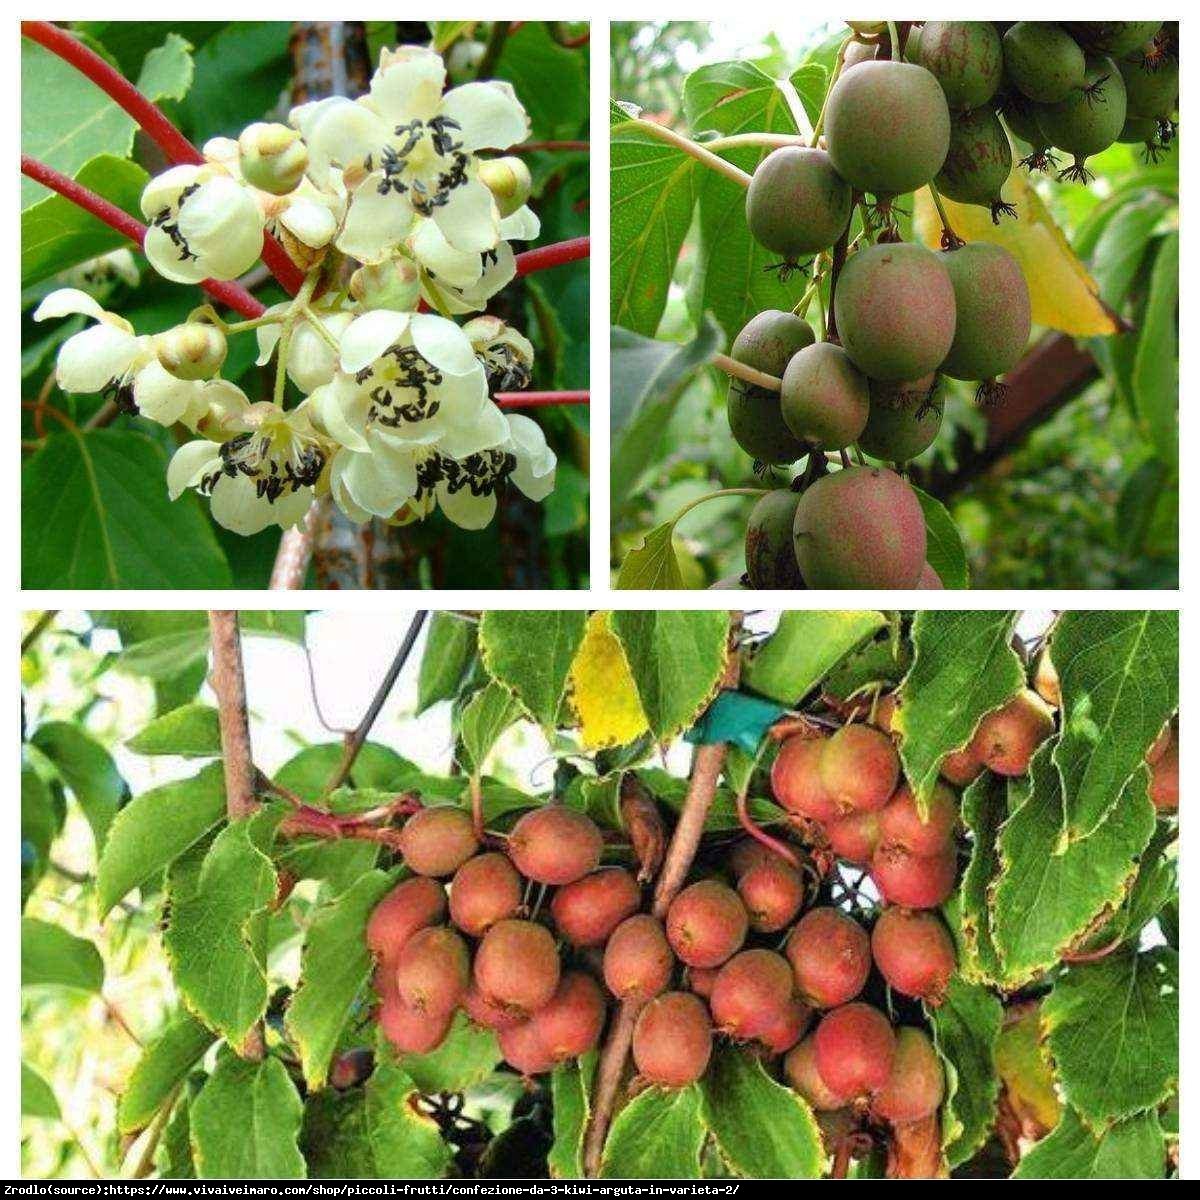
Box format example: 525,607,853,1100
700,1046,824,1177
126,703,222,758
286,870,398,1091
117,1010,215,1134
610,611,730,740
479,611,587,728
1012,1106,1165,1179
96,761,226,917
459,681,525,775
30,720,124,852
22,430,231,588
600,1084,705,1178
1132,231,1178,463
134,32,195,104
21,155,148,287
992,746,1156,987
21,917,104,992
930,976,1003,1168
495,23,587,141
956,772,1007,983
913,486,969,589
163,809,280,1045
21,758,59,905
742,610,886,703
1043,947,1178,1124
191,1052,305,1179
22,1062,61,1120
549,1056,596,1179
896,611,1023,808
609,101,698,335
157,1090,197,1178
398,1012,502,1094
301,1050,453,1178
416,613,476,713
1050,610,1178,841
614,520,686,590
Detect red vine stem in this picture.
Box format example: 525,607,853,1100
735,785,800,868
496,390,588,408
513,140,589,152
22,155,266,319
21,20,304,295
514,236,590,277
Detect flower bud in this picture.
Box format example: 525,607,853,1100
155,323,227,381
349,259,422,312
238,122,309,195
477,156,533,218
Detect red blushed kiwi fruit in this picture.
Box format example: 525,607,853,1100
819,723,901,814
366,876,448,963
632,992,713,1088
462,984,525,1031
758,996,813,1055
878,783,959,857
473,919,561,1016
398,805,479,877
813,1003,896,1099
940,745,983,787
969,688,1055,776
448,852,523,937
710,949,796,1040
1147,723,1179,813
507,806,603,886
528,971,607,1061
666,879,750,969
738,857,805,932
870,907,956,1004
550,867,641,947
784,1034,853,1111
870,844,958,910
603,914,674,1002
786,907,872,1008
498,1019,555,1076
379,997,454,1055
871,1028,945,1125
825,810,881,865
728,836,779,878
688,967,718,999
771,736,840,823
394,926,470,1016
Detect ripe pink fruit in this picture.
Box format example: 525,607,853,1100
366,876,447,963
632,992,713,1087
737,857,806,932
871,1027,944,1125
757,996,813,1055
528,971,607,1061
940,745,983,787
813,1003,896,1098
394,926,470,1016
785,1034,854,1111
462,984,525,1031
968,688,1055,776
603,914,674,1002
878,783,958,857
507,806,603,885
870,845,958,909
550,867,640,946
379,997,453,1054
772,736,840,822
666,879,749,969
473,919,561,1015
448,852,523,937
870,907,956,1004
498,1019,555,1076
786,907,871,1008
819,724,900,813
398,806,479,877
710,949,795,1040
825,810,881,864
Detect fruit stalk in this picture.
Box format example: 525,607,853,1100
495,390,590,408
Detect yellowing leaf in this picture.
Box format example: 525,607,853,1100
914,173,1118,336
569,612,649,750
995,1003,1062,1138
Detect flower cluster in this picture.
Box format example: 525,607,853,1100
35,45,555,537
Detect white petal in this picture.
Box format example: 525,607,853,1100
411,219,484,288
279,195,337,248
336,174,415,263
307,377,371,452
507,413,557,500
429,364,491,430
339,310,412,374
143,223,210,284
293,96,387,176
329,453,373,524
55,324,140,393
167,439,221,499
456,242,516,310
209,473,278,535
339,436,419,516
409,313,479,377
271,485,316,531
440,80,530,152
433,177,499,254
254,303,290,366
499,204,541,242
178,177,265,280
368,47,445,124
140,164,203,220
199,380,254,431
437,482,496,530
435,400,509,459
132,360,202,426
288,312,352,392
34,288,108,324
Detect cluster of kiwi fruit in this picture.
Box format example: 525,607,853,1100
729,20,1177,590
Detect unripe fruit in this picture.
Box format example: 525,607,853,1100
1036,57,1128,181
758,995,813,1055
819,724,900,814
785,1034,853,1110
1147,724,1178,813
825,810,881,865
793,467,927,589
666,880,749,969
871,1027,945,1125
745,147,853,261
350,258,421,312
632,992,713,1087
449,853,523,937
917,562,944,590
394,926,470,1016
727,311,814,464
474,919,561,1016
463,984,525,1031
871,908,957,1004
238,121,309,195
477,156,533,218
737,858,805,932
367,876,448,963
878,783,958,857
710,949,795,1039
787,907,872,1008
155,322,227,381
940,745,983,787
603,914,674,1002
528,971,606,1061
935,107,1014,219
870,844,958,909
550,867,640,947
834,243,957,382
859,376,942,462
1002,22,1086,103
813,1003,896,1098
846,20,886,36
780,342,870,450
1066,22,1162,58
1119,52,1179,121
842,39,877,70
498,1019,555,1076
968,688,1055,776
399,806,479,877
379,998,453,1054
771,736,840,823
825,61,951,196
745,490,805,590
507,806,603,886
1033,648,1061,708
917,21,1003,110
939,243,1031,383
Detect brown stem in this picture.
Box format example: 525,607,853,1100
323,611,428,793
469,774,485,841
129,1085,179,1179
825,219,851,343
